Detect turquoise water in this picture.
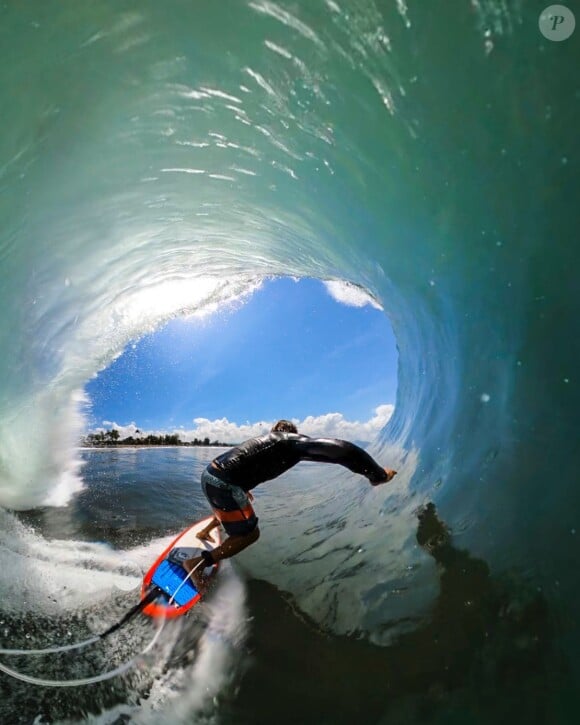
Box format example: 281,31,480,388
0,1,579,722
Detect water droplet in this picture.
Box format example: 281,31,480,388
563,378,570,384
480,393,491,403
429,279,435,287
571,529,576,535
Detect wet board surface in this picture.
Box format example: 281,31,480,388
141,516,221,618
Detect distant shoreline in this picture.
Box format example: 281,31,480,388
81,430,234,448
79,442,233,449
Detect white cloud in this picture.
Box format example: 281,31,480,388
94,404,394,445
323,280,383,310
182,417,273,443
296,404,394,441
100,420,143,439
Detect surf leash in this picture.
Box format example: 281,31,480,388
0,586,162,657
98,585,161,639
0,635,101,657
0,586,168,687
167,559,205,607
0,562,205,686
0,616,165,688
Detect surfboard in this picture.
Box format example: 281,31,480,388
141,516,221,618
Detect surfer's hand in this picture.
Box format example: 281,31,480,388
369,468,396,486
371,468,397,485
247,491,254,502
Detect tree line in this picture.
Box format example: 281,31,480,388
82,429,230,447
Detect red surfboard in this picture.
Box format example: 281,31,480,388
141,516,221,618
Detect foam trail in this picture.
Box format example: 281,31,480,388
176,567,247,716
0,618,164,687
0,509,147,615
60,566,248,725
132,567,247,725
0,510,248,719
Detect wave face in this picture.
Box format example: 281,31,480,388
0,0,579,683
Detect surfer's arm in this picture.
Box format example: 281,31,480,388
293,437,396,484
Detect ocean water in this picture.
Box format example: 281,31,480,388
0,0,579,722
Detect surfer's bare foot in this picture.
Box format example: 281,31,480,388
196,517,220,543
197,529,215,543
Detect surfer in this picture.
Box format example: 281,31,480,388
183,420,396,582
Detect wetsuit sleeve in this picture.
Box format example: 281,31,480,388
292,437,388,484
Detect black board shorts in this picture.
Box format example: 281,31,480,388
201,466,259,536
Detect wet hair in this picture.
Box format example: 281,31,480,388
271,419,298,434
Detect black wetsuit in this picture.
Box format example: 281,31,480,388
201,431,388,535
211,431,388,489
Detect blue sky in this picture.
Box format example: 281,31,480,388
85,278,398,442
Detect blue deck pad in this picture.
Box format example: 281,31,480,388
152,559,198,606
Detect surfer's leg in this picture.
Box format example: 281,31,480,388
197,469,227,542
184,526,259,574
211,526,260,561
186,470,259,574
185,479,259,572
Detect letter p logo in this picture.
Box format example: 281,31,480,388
539,5,575,40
